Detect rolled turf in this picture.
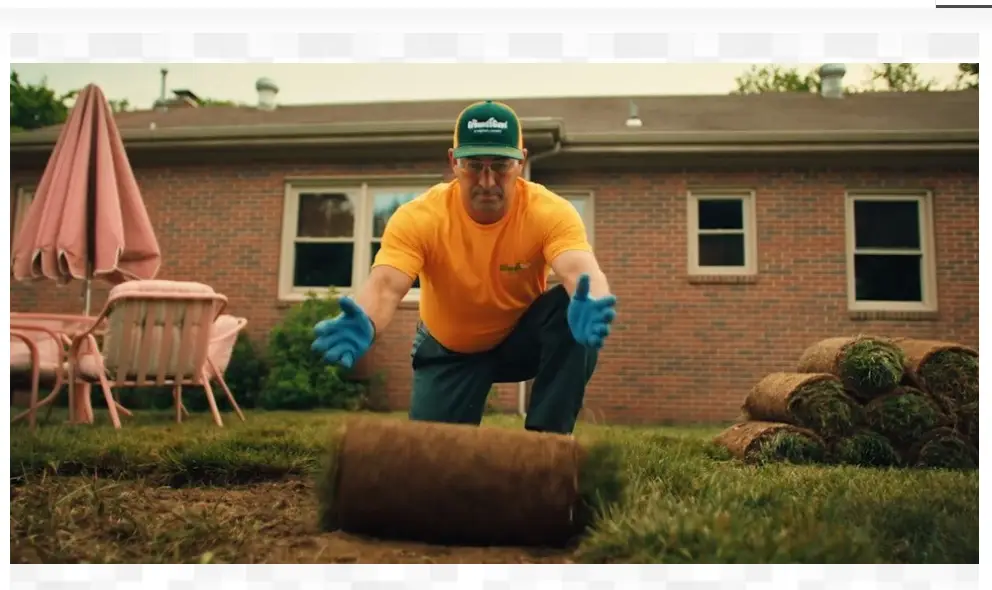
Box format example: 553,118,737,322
863,386,952,450
742,372,860,440
796,336,906,402
316,417,623,547
956,401,979,450
892,338,979,407
714,420,826,465
906,427,978,470
831,430,902,468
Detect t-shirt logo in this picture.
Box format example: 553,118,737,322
499,262,531,273
467,117,508,134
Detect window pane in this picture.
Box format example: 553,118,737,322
294,242,354,288
568,198,586,219
853,199,920,249
698,233,745,267
297,193,355,238
698,199,744,230
372,191,420,238
371,241,420,289
854,254,923,302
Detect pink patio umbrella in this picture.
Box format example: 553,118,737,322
11,83,162,314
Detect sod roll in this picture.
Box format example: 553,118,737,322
906,427,978,470
832,430,901,468
714,421,826,465
863,386,952,450
317,417,611,547
956,401,978,450
742,372,860,440
892,338,979,407
796,336,905,401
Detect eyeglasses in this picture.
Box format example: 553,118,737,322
457,158,518,176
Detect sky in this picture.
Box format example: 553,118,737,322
11,62,965,110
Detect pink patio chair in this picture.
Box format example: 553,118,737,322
172,314,248,424
66,279,230,429
10,313,117,429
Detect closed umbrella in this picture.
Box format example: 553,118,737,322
11,83,161,314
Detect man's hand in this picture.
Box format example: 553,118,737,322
566,274,617,350
311,297,376,369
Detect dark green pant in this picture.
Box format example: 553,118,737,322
408,285,597,434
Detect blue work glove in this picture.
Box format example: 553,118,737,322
566,274,617,350
311,297,375,369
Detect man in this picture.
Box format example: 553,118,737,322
311,100,617,435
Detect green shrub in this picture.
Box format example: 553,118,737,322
258,289,367,411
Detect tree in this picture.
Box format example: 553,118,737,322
732,65,821,95
732,63,947,95
957,63,978,89
10,71,76,132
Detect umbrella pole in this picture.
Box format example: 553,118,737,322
84,277,92,316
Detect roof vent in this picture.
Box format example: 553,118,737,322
256,77,279,111
819,63,847,99
625,100,643,128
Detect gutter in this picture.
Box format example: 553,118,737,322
9,117,566,152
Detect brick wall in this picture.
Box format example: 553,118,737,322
10,158,979,425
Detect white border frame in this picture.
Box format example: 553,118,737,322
844,189,939,313
686,188,758,276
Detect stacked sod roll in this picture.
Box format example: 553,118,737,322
715,335,978,470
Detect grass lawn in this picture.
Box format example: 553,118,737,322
10,408,979,564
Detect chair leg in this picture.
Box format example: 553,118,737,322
201,374,224,427
97,376,122,429
216,376,246,422
173,385,183,423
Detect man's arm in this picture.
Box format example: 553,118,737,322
354,206,426,337
353,265,415,337
544,198,612,299
550,249,612,299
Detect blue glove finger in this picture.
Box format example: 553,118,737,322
573,274,591,301
593,324,611,338
593,295,618,310
313,318,340,337
599,308,617,324
338,297,365,319
311,334,342,353
341,352,354,369
323,341,354,366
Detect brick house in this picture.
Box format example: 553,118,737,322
10,78,979,425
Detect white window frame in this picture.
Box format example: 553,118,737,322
12,185,35,245
686,189,758,276
278,176,439,303
845,190,938,313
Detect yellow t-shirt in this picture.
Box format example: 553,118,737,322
371,177,592,353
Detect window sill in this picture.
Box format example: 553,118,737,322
687,274,758,285
848,309,939,322
276,288,421,308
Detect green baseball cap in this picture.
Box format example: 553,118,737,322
452,100,524,160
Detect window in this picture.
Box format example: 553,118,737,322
279,178,435,302
11,186,35,244
687,190,757,275
845,191,937,312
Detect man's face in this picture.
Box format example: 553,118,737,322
448,150,526,218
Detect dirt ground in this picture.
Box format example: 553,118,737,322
10,477,577,564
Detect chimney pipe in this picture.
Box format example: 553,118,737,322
818,63,847,99
256,77,279,111
155,68,169,111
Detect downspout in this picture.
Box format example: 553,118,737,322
517,139,563,417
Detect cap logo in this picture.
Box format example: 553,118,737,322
467,117,508,133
